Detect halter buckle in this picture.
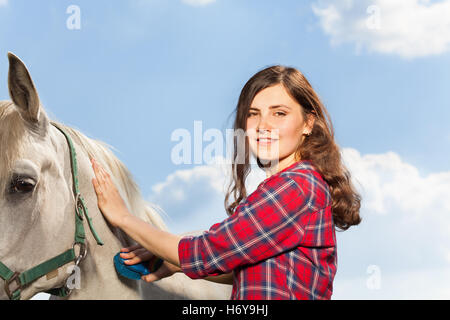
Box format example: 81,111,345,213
75,193,84,220
4,272,22,300
72,242,87,266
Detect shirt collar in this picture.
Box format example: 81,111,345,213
257,160,315,187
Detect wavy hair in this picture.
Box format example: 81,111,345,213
224,66,361,231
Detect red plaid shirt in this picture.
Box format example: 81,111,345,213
178,160,337,300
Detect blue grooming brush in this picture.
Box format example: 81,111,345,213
113,252,151,280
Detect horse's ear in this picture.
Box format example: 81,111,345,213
7,52,47,131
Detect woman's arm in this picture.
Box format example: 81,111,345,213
120,214,182,267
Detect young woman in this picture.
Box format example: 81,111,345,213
91,65,361,300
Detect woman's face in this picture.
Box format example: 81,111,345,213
246,84,313,170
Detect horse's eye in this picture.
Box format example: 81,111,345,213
10,178,35,194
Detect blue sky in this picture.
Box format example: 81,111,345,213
1,0,450,299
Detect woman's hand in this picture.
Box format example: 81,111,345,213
91,158,131,227
91,159,182,269
120,244,181,282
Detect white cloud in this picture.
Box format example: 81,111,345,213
312,0,450,58
181,0,216,7
342,148,450,218
0,0,7,7
333,267,450,299
149,149,450,298
337,148,450,298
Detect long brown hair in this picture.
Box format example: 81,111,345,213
225,65,361,231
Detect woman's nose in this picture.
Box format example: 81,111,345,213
257,115,272,132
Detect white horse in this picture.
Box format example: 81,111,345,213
0,53,232,300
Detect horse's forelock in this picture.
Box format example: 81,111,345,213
0,101,29,193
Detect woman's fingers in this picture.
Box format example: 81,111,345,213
91,158,101,178
91,159,105,193
141,265,166,283
92,177,101,194
121,244,142,253
121,247,148,259
121,248,153,265
141,261,176,283
91,158,109,184
99,164,110,181
141,272,159,283
120,244,153,265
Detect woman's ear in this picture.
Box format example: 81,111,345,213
303,113,315,136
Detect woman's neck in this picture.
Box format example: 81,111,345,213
264,153,299,178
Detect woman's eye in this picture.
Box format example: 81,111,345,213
274,112,286,117
247,112,258,118
10,178,35,194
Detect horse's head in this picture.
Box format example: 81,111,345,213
0,53,81,299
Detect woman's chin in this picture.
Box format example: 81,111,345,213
256,156,279,167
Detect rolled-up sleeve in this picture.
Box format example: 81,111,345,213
178,173,320,279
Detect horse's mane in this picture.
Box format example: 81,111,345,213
54,122,168,232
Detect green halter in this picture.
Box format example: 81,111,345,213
0,123,104,300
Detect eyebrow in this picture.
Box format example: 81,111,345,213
249,104,291,110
